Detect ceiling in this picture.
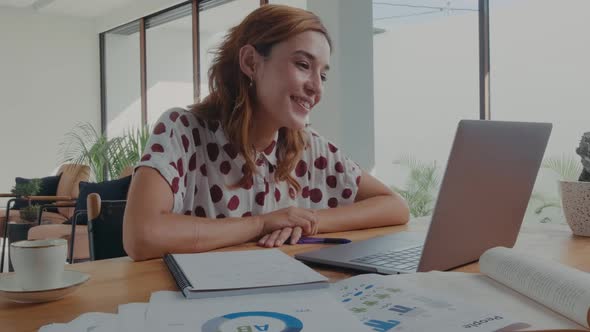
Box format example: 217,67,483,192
0,0,139,18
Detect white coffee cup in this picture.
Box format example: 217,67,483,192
10,239,67,290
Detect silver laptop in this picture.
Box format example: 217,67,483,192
296,120,552,274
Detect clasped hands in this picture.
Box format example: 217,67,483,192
257,206,319,248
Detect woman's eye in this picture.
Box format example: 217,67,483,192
297,62,310,70
321,73,328,82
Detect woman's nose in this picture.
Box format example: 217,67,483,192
304,73,323,99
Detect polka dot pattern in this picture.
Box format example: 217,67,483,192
328,197,338,208
227,195,240,211
255,192,266,206
169,111,180,122
180,115,190,127
314,156,328,170
188,153,197,171
181,135,189,153
171,177,179,194
195,206,206,217
264,140,276,155
151,144,164,153
223,143,237,159
192,128,201,146
310,188,323,203
207,143,219,162
137,108,362,220
342,188,353,199
210,185,223,203
208,121,219,133
326,175,337,188
295,160,307,177
153,122,166,135
177,158,184,177
220,161,231,175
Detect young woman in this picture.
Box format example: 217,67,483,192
123,4,409,261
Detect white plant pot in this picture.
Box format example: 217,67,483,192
560,180,590,237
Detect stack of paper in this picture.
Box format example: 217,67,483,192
39,288,370,332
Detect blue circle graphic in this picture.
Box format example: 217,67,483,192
201,311,303,332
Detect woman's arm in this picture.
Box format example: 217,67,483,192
315,170,409,233
258,170,409,247
123,167,318,261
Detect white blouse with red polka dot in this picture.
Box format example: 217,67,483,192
137,108,362,218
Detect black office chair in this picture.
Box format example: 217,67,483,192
86,193,127,261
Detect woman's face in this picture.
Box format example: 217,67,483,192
252,30,330,130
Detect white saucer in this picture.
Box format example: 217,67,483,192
0,270,90,303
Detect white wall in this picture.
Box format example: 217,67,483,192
0,7,99,202
308,0,375,171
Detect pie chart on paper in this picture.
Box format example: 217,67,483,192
201,311,304,332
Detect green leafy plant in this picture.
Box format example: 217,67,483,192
60,123,151,182
391,155,441,218
10,178,41,222
542,155,583,182
19,205,40,222
530,155,583,221
11,179,41,197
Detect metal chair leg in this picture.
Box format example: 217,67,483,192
1,199,17,273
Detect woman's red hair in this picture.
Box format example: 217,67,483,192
191,4,332,192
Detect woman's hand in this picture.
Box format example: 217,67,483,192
258,206,318,235
258,226,304,247
256,207,319,247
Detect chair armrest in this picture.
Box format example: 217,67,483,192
36,201,77,225
23,195,73,202
0,193,17,198
68,209,88,264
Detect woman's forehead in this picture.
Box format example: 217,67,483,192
271,31,330,67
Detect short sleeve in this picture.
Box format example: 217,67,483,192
304,128,362,208
136,108,189,212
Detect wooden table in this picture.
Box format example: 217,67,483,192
1,220,589,332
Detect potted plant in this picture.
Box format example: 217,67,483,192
560,132,590,236
391,155,441,218
60,123,151,182
10,179,41,223
8,179,42,264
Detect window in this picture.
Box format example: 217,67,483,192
101,0,266,134
490,0,590,224
145,4,194,126
199,0,259,99
373,0,479,218
104,21,142,139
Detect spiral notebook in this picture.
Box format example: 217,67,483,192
163,249,329,299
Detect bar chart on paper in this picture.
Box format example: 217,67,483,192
334,274,525,332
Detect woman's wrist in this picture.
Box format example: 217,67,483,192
251,214,265,239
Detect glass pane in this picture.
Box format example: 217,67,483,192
146,4,194,126
104,21,142,139
373,0,479,218
490,0,590,225
199,0,260,99
269,0,306,8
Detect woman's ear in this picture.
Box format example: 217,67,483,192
239,44,258,79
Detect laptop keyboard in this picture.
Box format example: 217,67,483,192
350,245,423,271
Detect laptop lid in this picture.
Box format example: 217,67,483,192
416,119,552,272
296,120,552,273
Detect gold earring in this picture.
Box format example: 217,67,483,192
249,76,254,88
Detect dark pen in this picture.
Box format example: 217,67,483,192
296,236,351,244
